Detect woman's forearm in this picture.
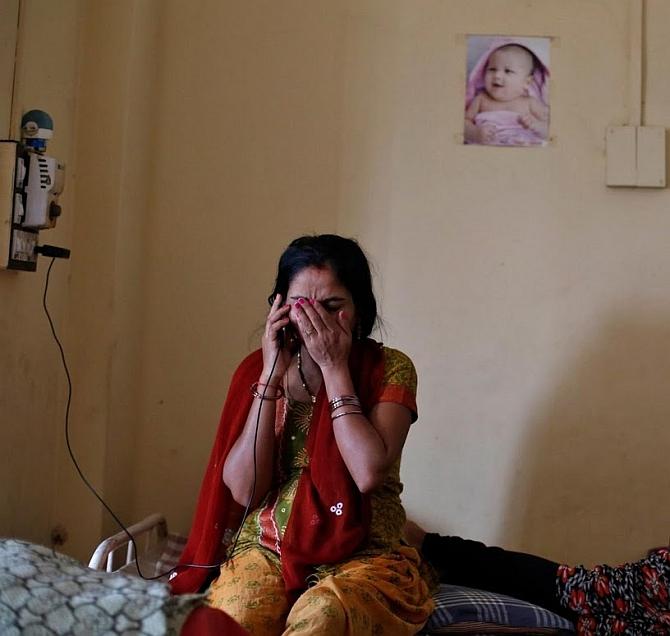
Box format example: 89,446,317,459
322,366,390,493
222,381,278,508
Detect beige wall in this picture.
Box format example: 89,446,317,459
365,1,670,565
0,0,79,549
0,0,19,137
2,0,669,566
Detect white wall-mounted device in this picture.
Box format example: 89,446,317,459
0,110,67,271
606,126,666,188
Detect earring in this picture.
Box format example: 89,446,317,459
356,322,363,340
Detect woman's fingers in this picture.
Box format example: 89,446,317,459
270,315,290,340
295,300,352,340
293,300,352,368
291,299,313,336
268,295,288,319
261,297,292,379
294,300,336,343
265,296,290,341
295,298,332,333
265,293,281,328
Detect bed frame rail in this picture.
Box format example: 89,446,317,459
88,513,168,573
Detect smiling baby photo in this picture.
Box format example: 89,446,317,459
464,35,551,146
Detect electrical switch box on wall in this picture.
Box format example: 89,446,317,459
0,141,37,270
606,126,666,188
0,140,65,271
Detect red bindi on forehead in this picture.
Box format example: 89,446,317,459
287,266,350,299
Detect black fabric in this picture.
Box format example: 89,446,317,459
422,532,576,622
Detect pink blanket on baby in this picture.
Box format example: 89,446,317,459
466,38,550,109
474,111,546,147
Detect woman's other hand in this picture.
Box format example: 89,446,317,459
260,294,291,383
293,298,352,371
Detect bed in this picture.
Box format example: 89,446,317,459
0,515,574,635
87,515,575,635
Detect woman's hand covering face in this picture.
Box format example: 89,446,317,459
293,297,352,370
286,266,357,371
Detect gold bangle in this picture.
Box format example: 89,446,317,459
331,409,363,420
250,382,284,401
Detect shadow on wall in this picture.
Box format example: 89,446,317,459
500,311,670,567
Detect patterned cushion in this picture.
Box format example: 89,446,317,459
0,539,204,635
422,584,575,634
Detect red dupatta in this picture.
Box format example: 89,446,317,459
170,339,384,599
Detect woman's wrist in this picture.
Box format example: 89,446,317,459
321,362,352,388
258,371,283,387
250,381,284,401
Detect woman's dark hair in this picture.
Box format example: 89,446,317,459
268,234,378,338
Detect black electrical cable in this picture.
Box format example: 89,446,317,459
43,256,278,580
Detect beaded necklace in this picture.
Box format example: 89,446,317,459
296,347,317,404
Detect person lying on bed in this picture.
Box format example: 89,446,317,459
170,234,434,635
404,518,669,635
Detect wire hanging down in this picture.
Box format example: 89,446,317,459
44,257,276,579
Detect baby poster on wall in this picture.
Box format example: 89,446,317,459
464,35,550,147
